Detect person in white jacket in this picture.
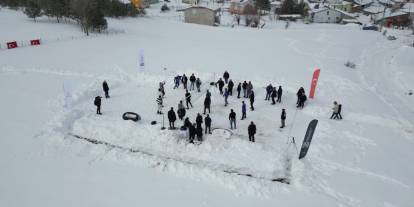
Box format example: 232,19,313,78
330,101,339,119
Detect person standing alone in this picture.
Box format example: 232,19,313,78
248,121,256,142
237,82,241,98
102,80,110,98
277,86,283,103
168,107,177,129
204,114,212,134
94,96,102,115
249,90,255,111
241,101,246,120
280,109,286,128
229,109,237,129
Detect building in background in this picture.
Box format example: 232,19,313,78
229,0,256,15
311,6,357,23
183,6,221,26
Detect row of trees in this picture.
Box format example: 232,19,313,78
0,0,141,35
253,0,307,16
280,0,307,15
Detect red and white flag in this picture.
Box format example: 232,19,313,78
309,68,320,99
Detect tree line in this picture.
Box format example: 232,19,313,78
0,0,142,35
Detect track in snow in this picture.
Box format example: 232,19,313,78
69,133,290,184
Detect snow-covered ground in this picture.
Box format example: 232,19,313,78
1,7,414,207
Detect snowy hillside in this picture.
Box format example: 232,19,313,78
1,7,414,207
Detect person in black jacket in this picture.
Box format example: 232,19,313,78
94,96,102,115
248,121,256,142
265,84,272,100
277,86,283,103
177,100,186,120
183,117,192,129
185,90,192,109
229,109,236,129
102,80,110,98
242,81,248,98
271,87,277,105
228,79,234,96
204,114,212,134
196,125,203,142
189,73,196,91
280,109,286,128
337,104,343,119
196,113,203,129
203,96,211,114
249,90,255,111
216,78,225,94
167,107,177,129
189,123,196,144
223,70,230,84
298,93,307,108
296,87,305,105
237,83,241,98
196,78,202,92
182,74,188,90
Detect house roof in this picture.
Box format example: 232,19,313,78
118,0,130,4
270,1,282,5
230,0,253,4
401,3,414,12
378,0,395,5
182,5,221,12
363,3,386,14
353,0,373,6
375,9,408,21
311,5,357,18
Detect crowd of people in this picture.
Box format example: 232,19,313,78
93,70,343,145
153,70,291,144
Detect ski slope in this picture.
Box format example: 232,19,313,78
1,7,414,207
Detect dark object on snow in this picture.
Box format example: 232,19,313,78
407,90,413,95
345,61,356,69
362,25,378,31
210,82,215,86
122,112,141,122
151,121,157,125
102,81,110,98
299,119,318,159
161,4,169,12
180,126,187,131
94,96,102,115
387,35,397,40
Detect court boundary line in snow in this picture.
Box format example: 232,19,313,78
68,133,290,184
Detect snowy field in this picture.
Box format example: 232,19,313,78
1,7,414,207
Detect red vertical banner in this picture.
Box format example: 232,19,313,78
7,41,18,49
309,68,320,99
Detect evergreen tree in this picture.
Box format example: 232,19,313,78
84,0,107,35
256,0,270,13
24,0,42,22
280,0,296,14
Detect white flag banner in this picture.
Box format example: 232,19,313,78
139,49,145,70
63,80,73,109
